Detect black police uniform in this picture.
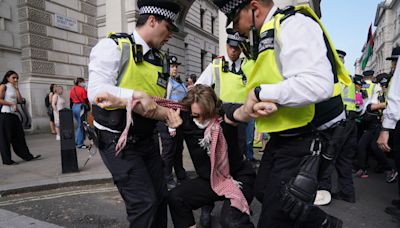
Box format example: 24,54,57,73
90,1,180,227
168,109,256,228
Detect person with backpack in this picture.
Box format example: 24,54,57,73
45,84,56,134
0,70,41,165
69,77,90,149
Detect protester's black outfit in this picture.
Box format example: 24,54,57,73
168,111,255,228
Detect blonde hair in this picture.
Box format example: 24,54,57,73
181,84,222,120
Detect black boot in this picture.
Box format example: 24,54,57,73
199,204,213,228
321,214,343,228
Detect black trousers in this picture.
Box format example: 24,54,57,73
97,129,167,228
157,122,186,180
319,120,357,195
391,122,400,196
357,127,393,171
0,113,34,164
168,162,255,228
255,134,330,228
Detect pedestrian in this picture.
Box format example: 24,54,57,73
167,84,256,228
87,0,181,227
69,77,89,149
212,0,352,227
52,85,66,141
377,46,400,221
45,84,56,134
158,55,188,189
0,70,41,165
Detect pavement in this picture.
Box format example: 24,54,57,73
0,133,399,228
0,132,196,227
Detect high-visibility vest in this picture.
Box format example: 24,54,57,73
342,82,356,111
246,5,351,133
212,57,255,103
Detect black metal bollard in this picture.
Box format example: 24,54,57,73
59,108,79,173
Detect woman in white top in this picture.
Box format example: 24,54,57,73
52,85,66,140
0,70,41,165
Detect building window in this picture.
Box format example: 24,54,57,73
211,16,215,34
201,50,207,72
200,9,205,29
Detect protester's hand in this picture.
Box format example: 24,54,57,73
94,92,127,109
377,130,391,152
166,108,182,129
187,84,194,91
253,101,278,116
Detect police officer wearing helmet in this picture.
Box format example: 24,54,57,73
212,0,352,227
87,0,181,227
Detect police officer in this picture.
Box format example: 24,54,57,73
158,56,187,189
355,70,396,181
378,47,400,220
195,29,255,227
213,0,351,227
87,0,181,227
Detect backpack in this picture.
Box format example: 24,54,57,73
45,93,50,108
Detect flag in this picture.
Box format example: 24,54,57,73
361,24,374,70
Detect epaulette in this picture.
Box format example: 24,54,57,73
107,32,134,45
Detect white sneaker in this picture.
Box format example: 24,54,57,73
314,190,331,206
56,135,60,141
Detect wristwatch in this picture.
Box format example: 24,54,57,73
254,86,262,102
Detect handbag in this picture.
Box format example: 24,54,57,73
73,87,90,112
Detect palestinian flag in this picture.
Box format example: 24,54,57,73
361,24,374,70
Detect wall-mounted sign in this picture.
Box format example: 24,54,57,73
54,14,78,32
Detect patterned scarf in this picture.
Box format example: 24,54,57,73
116,97,250,214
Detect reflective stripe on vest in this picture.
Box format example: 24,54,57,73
342,82,356,111
247,5,350,133
212,58,248,103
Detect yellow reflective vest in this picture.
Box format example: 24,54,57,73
108,33,166,98
246,5,351,133
342,82,356,112
212,57,255,103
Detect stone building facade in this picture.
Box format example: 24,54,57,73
0,0,97,132
0,0,321,133
96,0,219,78
357,0,400,74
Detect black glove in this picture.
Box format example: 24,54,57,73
280,155,320,221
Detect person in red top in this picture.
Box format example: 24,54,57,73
69,77,89,149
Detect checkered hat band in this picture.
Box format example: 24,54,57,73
139,6,178,21
227,33,245,42
221,0,246,14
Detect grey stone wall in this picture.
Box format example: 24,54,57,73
16,0,97,132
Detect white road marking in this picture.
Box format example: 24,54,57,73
0,187,117,206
